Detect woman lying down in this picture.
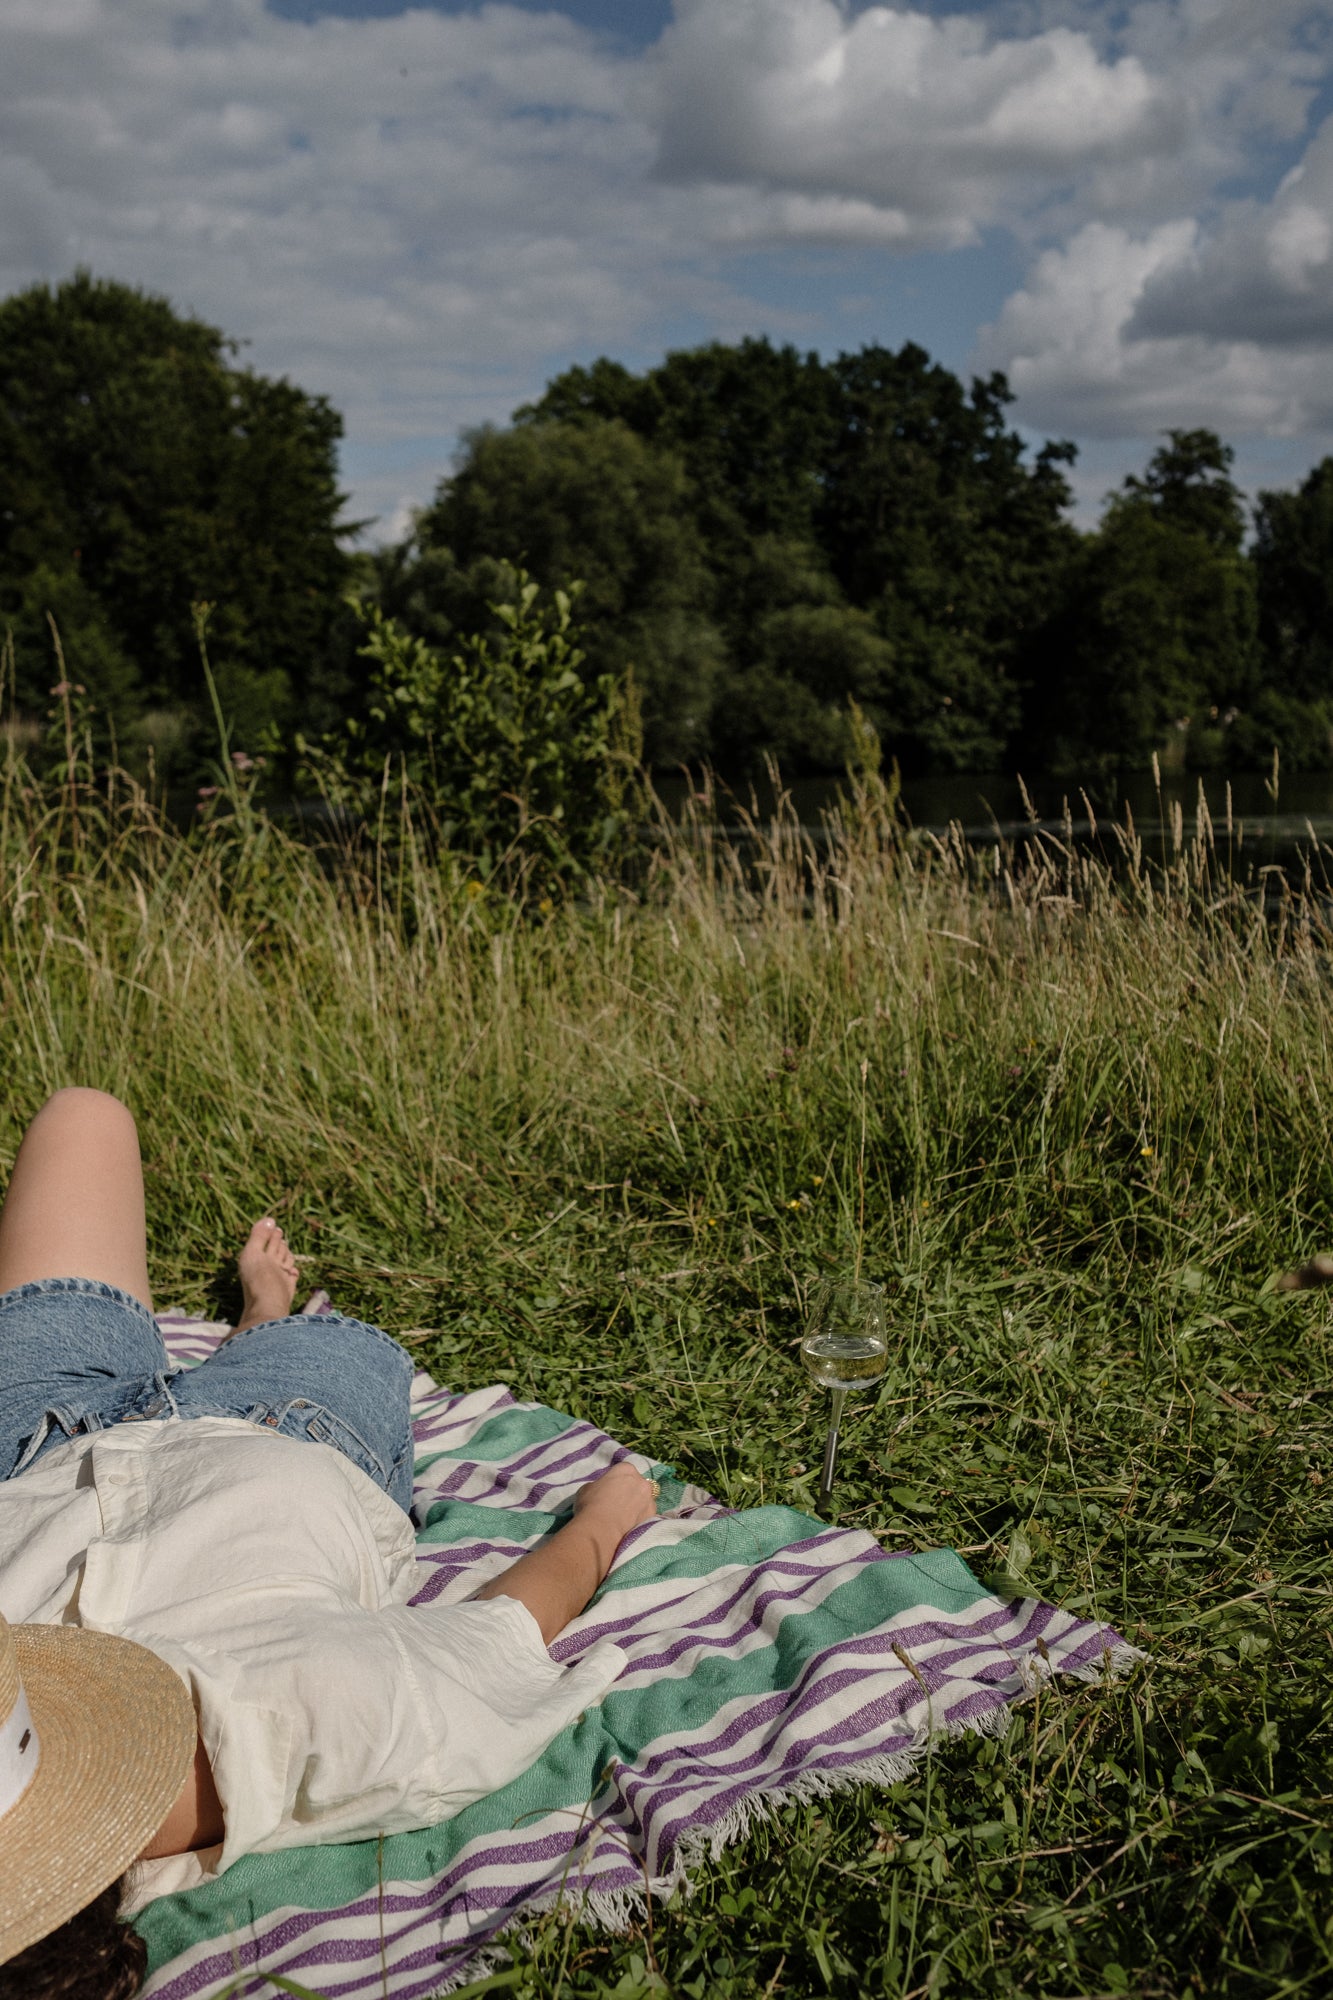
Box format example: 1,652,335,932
0,1089,658,1999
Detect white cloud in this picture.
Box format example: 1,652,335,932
979,104,1333,439
1,0,674,481
651,0,1179,248
1129,115,1333,345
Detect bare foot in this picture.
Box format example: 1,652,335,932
231,1217,300,1335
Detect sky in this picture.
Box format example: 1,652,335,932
5,0,1333,539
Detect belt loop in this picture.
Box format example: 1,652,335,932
153,1370,181,1418
13,1413,54,1476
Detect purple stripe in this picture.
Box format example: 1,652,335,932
613,1601,1066,1792
561,1557,988,1675
548,1532,880,1658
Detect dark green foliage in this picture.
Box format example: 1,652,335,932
403,420,724,763
815,348,1078,770
303,575,639,874
1026,431,1260,774
404,337,1079,774
0,271,351,776
1251,457,1333,767
7,268,1333,787
522,337,835,544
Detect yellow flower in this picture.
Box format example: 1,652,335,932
464,880,485,899
812,1175,824,1186
538,896,554,916
1140,1145,1154,1158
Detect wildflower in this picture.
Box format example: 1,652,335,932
231,751,255,772
464,880,485,899
812,1176,824,1187
787,1198,802,1211
1140,1146,1154,1158
197,785,220,801
538,896,554,916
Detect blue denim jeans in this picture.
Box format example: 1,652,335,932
0,1276,416,1512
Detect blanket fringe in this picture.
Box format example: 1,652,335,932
432,1636,1145,1992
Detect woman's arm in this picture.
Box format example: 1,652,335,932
473,1463,657,1644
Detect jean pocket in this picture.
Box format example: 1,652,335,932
299,1403,390,1493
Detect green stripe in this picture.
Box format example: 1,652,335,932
417,1501,558,1543
416,1404,578,1470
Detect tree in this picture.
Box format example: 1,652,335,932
1025,432,1258,772
815,345,1078,769
522,338,1078,772
521,338,834,545
1251,459,1333,767
304,577,636,874
0,272,352,771
402,419,726,763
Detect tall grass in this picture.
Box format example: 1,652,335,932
1,755,1330,1998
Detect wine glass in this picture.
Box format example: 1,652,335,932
800,1277,889,1515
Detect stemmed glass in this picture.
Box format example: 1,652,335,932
800,1277,889,1515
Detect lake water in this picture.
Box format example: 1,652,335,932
654,769,1333,864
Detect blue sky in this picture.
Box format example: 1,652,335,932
6,0,1333,536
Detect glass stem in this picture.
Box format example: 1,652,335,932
818,1387,848,1515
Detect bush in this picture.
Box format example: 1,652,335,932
302,574,641,880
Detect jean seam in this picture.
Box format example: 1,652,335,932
218,1313,412,1368
0,1276,161,1335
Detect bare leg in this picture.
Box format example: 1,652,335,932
0,1088,152,1307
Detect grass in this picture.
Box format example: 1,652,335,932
2,752,1331,1998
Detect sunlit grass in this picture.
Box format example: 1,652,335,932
2,755,1330,1998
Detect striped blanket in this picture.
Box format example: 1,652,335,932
138,1304,1134,2000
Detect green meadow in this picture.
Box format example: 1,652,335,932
2,755,1330,2000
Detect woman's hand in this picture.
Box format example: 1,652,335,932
572,1463,658,1538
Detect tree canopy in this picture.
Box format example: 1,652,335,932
397,337,1079,771
0,271,351,772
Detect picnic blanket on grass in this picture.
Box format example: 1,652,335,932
138,1303,1136,2000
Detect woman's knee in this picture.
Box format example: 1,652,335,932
34,1088,136,1137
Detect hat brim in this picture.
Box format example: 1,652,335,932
0,1626,197,1964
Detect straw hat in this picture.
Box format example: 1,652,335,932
0,1611,197,1964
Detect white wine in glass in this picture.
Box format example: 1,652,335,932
800,1278,889,1515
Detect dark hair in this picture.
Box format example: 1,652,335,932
4,1878,145,2000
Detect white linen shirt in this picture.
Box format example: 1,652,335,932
0,1415,626,1911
